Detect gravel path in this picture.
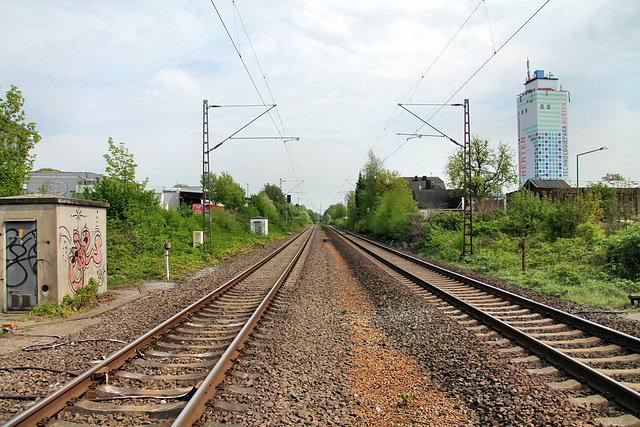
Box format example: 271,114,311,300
0,226,635,425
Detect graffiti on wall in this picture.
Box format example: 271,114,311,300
59,209,104,292
6,225,38,289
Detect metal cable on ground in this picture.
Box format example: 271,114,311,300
0,366,79,376
22,336,127,352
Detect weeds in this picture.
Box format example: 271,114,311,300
398,392,412,406
27,279,101,319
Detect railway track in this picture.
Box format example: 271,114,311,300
5,226,314,427
329,226,640,424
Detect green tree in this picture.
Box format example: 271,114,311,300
506,188,551,237
353,150,409,231
444,136,517,201
263,183,285,205
602,172,634,188
0,85,41,197
84,138,156,222
104,137,138,183
371,186,421,240
325,203,347,223
607,223,640,280
202,171,246,210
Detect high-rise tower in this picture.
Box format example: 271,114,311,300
516,66,569,185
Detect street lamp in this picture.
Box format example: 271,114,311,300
576,146,608,196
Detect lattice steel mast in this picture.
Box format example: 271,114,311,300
461,99,473,257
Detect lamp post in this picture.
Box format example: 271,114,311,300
576,147,608,196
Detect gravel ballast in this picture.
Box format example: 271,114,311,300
0,226,635,425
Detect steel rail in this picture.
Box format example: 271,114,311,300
5,228,309,427
172,225,314,426
331,226,640,416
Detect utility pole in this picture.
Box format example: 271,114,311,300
201,100,297,255
461,99,473,257
202,100,213,255
397,99,472,257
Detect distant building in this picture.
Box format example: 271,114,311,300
26,170,101,197
402,176,461,215
510,180,640,217
517,67,569,185
155,186,203,210
522,178,572,200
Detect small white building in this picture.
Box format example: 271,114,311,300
250,217,268,236
154,186,203,210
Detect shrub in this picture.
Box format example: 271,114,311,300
607,223,640,280
505,189,551,236
543,201,582,240
29,279,101,319
426,211,462,231
370,187,421,240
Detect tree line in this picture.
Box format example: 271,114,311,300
0,84,313,286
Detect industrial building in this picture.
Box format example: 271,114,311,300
26,170,101,197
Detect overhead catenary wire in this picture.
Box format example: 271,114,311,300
382,0,551,163
483,0,497,54
209,0,306,199
208,0,269,110
340,0,487,197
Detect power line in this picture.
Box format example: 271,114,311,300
208,0,305,197
208,0,268,108
384,0,551,162
341,0,487,196
231,1,304,187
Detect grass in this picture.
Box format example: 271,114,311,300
105,207,293,288
422,227,640,311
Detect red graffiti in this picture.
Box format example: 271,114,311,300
68,227,102,292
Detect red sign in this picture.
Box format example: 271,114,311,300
193,204,211,214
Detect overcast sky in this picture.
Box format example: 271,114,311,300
2,0,638,213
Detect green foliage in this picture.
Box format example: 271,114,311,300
87,174,157,223
414,192,640,310
444,136,517,199
347,150,421,241
104,137,138,182
325,203,347,224
398,393,412,406
543,200,583,240
202,171,246,210
505,188,551,236
427,211,462,231
105,205,209,286
602,172,635,188
371,186,420,240
29,302,71,319
607,223,640,281
29,279,100,319
263,183,285,205
413,224,461,262
576,222,605,245
84,138,157,223
0,85,41,197
542,194,603,240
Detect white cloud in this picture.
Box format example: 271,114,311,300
3,0,639,213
